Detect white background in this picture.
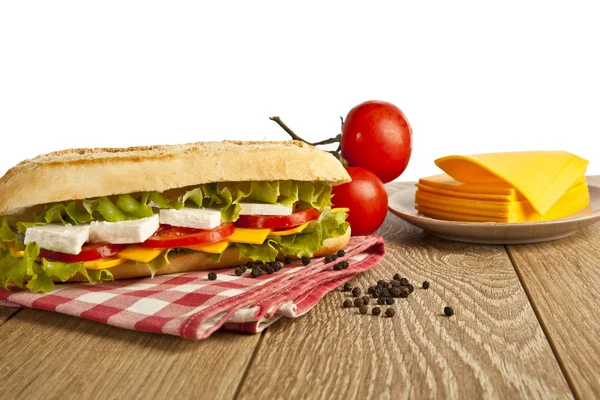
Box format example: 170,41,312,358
1,1,599,182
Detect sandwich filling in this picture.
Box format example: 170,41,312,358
0,181,349,293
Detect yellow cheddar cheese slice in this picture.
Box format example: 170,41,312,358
331,208,350,214
6,242,24,258
416,181,590,222
227,228,271,244
118,246,163,263
83,257,128,270
269,222,310,236
183,241,229,254
435,151,589,215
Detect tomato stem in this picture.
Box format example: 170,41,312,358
269,116,340,146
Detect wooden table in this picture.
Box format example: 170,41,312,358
2,178,600,400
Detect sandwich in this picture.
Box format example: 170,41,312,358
0,140,351,292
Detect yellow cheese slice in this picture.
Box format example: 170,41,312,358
331,208,350,214
269,222,310,236
117,246,163,263
227,228,271,245
83,257,128,270
6,242,24,258
435,151,589,215
416,182,590,222
183,241,229,254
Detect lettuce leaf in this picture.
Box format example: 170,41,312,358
236,209,349,262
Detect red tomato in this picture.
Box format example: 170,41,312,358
331,167,388,236
234,208,320,230
139,223,234,248
341,100,412,183
39,243,127,263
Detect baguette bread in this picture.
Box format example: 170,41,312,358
64,228,351,282
0,140,351,216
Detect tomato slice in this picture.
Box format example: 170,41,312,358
234,208,320,230
39,243,127,263
139,222,234,248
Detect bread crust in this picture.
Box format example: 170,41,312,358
0,140,350,216
64,228,351,282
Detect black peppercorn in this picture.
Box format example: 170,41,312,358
399,287,410,298
337,249,345,257
234,267,244,276
373,289,382,298
368,286,375,295
359,305,368,314
301,256,310,266
352,287,362,297
377,280,388,286
393,273,401,281
343,282,352,292
265,265,275,274
390,287,401,297
284,256,292,265
362,296,370,305
250,268,263,278
372,307,381,316
324,254,334,264
406,284,414,293
444,306,454,317
385,297,395,305
354,298,364,307
390,280,401,288
399,278,409,286
381,288,391,298
246,261,254,268
422,281,430,289
385,308,396,318
274,261,283,271
208,272,217,280
333,263,343,271
377,297,386,305
343,299,353,308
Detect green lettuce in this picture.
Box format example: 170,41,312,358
235,209,349,262
15,181,333,230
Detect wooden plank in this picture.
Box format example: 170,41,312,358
0,307,20,326
506,175,600,399
0,309,262,400
236,182,573,400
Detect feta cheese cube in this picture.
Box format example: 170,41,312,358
159,207,222,229
89,215,159,244
238,203,293,216
24,224,90,255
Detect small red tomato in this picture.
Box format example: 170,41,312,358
332,167,388,236
341,100,412,183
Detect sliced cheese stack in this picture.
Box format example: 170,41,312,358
415,151,590,223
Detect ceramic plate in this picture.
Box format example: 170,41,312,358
388,184,600,244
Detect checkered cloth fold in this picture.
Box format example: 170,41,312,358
0,236,385,339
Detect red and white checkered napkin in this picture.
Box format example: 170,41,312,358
0,236,385,339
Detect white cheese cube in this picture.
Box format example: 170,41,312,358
24,224,90,255
89,215,159,244
159,207,222,229
238,203,293,216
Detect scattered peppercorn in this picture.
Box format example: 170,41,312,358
381,288,391,298
373,288,382,298
208,272,217,280
406,284,414,293
377,280,388,286
399,277,409,286
250,268,263,278
324,254,334,264
284,256,292,265
254,260,264,267
265,265,275,274
385,308,396,318
385,297,395,305
333,263,343,271
343,282,352,291
393,273,401,281
359,305,368,314
368,286,375,295
241,265,248,273
343,299,353,308
274,261,283,271
234,267,244,276
390,280,401,288
246,261,254,268
377,297,386,305
422,281,430,289
399,287,410,298
301,256,310,266
372,307,381,316
390,287,401,297
444,306,454,317
354,298,364,307
362,296,370,305
337,249,345,257
352,287,362,297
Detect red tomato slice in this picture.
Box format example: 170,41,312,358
39,243,127,263
234,208,320,230
139,222,234,248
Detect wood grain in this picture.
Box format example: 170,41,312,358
0,309,262,400
236,183,572,400
506,175,600,399
0,307,20,326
